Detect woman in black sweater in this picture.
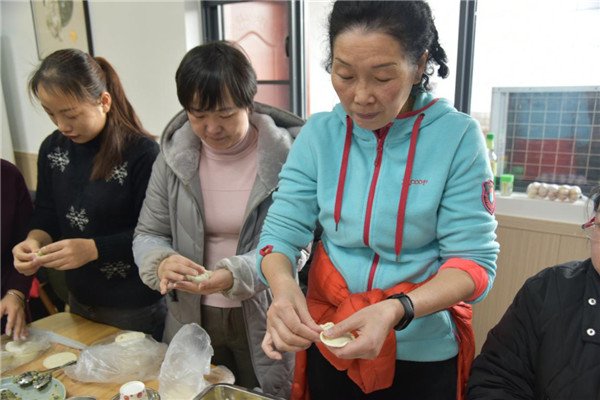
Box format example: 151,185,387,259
12,49,165,339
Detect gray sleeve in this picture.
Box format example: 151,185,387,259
217,246,310,301
133,155,178,291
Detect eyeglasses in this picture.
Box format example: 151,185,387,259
581,217,600,241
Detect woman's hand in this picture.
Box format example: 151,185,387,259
262,273,322,360
157,254,205,295
0,290,28,340
172,268,234,295
35,239,98,271
260,253,322,360
12,238,43,276
323,299,402,360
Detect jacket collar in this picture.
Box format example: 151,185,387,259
160,106,298,191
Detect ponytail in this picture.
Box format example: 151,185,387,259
91,57,153,180
422,26,449,90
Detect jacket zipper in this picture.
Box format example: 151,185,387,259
363,127,390,291
363,129,389,246
367,253,380,291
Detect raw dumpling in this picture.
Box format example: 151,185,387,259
319,322,355,348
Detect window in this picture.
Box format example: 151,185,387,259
471,0,600,196
491,87,599,193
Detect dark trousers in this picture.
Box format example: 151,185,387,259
307,344,457,400
201,304,259,390
69,294,166,341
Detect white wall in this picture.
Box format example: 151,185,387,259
471,0,600,115
1,0,199,156
305,0,460,116
1,80,15,163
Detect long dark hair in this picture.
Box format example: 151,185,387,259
29,48,153,180
326,0,449,91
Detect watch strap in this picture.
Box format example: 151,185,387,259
389,292,414,331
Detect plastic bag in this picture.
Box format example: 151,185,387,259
64,332,167,383
1,333,51,373
158,323,213,400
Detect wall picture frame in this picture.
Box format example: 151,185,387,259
30,0,93,60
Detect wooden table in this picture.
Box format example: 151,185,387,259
1,312,159,399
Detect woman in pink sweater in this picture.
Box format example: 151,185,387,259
133,41,306,398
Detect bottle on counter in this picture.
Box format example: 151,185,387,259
500,174,514,196
485,132,498,182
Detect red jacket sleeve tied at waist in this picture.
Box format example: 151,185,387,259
292,243,475,400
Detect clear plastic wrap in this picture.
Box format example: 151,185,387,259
158,323,214,400
63,331,167,383
1,332,51,373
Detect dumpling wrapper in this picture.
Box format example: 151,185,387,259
5,340,44,354
185,270,213,283
319,322,355,348
115,331,145,343
42,351,77,369
5,340,45,365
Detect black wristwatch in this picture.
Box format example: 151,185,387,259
388,293,414,331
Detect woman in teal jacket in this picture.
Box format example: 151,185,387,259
257,1,499,399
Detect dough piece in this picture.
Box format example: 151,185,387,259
185,270,213,283
5,340,43,354
319,322,355,348
42,351,77,369
5,340,47,366
115,331,146,343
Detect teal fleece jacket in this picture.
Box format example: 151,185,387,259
257,91,499,362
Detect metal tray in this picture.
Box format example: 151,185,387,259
193,384,283,400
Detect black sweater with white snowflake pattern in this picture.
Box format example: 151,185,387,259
30,130,162,307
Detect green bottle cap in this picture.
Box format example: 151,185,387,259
501,174,514,183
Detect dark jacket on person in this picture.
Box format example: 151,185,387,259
1,159,34,300
467,259,600,400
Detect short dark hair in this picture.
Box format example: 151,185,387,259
326,0,449,91
175,41,257,112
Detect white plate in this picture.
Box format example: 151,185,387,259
0,376,66,400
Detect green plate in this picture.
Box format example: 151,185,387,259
0,376,66,400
